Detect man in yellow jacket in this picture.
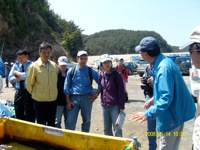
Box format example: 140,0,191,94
26,42,58,127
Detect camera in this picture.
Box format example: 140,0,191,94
140,76,153,96
141,76,149,85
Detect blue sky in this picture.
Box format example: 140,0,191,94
48,0,200,46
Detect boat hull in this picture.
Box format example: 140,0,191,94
0,118,136,150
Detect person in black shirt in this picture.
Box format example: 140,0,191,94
55,56,68,128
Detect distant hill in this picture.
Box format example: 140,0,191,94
83,29,180,55
0,0,184,63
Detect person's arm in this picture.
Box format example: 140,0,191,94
8,64,21,83
144,96,154,109
65,95,74,109
64,69,73,109
118,73,125,111
92,69,102,93
13,70,27,80
88,69,101,103
26,65,35,94
64,69,72,96
125,67,128,81
144,66,174,120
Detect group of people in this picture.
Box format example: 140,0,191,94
2,25,200,150
6,42,126,138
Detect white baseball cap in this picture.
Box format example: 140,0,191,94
180,25,200,50
77,50,88,57
57,56,68,65
100,54,112,63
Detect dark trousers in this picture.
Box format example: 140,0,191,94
14,89,35,122
5,77,9,87
34,100,57,127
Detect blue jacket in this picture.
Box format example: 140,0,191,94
144,53,196,132
64,65,101,95
0,57,5,77
8,60,32,89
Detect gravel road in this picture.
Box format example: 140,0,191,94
0,74,195,150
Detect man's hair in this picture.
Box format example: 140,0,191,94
16,49,28,56
194,43,200,54
39,42,52,52
142,45,161,57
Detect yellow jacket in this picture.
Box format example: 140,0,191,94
26,58,58,102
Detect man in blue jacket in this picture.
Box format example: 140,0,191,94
131,36,196,150
64,50,101,132
8,50,35,122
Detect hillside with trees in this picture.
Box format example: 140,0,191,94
83,29,179,55
0,0,181,62
0,0,83,62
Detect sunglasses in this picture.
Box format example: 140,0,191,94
188,43,200,54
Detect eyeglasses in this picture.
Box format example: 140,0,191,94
17,56,27,60
188,48,200,54
188,43,200,54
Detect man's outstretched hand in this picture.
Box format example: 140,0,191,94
130,112,147,123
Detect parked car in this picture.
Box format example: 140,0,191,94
136,60,149,77
167,54,180,63
175,56,191,75
124,62,137,75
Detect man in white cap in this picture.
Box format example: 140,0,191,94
55,56,68,128
64,50,101,132
180,25,200,150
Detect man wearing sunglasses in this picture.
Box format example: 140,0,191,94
180,25,200,150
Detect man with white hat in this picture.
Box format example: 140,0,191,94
180,25,200,150
64,50,101,132
55,56,68,128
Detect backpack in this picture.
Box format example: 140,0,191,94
70,65,93,85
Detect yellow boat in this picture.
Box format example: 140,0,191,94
0,117,140,150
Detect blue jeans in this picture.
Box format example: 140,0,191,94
65,93,92,132
102,105,122,137
55,105,67,128
146,95,157,150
